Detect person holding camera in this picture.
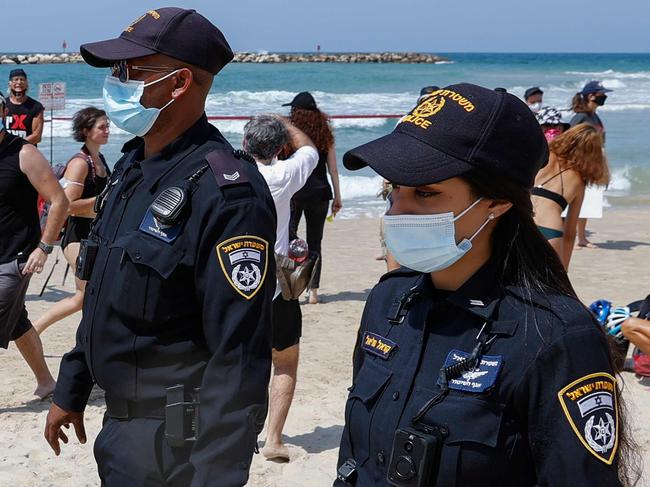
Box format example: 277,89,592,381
334,84,634,486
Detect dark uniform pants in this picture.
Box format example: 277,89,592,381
94,415,193,487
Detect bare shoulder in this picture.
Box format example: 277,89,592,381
563,169,586,201
18,143,49,172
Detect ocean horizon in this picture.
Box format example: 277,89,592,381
3,52,649,218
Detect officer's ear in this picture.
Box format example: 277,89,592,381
486,198,513,220
170,68,193,100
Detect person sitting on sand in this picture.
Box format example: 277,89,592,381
623,295,650,356
532,124,609,269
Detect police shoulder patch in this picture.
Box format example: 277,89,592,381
216,235,269,300
557,372,618,464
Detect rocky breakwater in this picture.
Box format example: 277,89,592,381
233,52,449,63
0,53,83,64
0,52,449,65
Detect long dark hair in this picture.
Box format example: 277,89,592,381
462,168,575,296
278,106,335,160
571,92,592,114
462,168,640,486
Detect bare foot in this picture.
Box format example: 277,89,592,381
34,380,56,400
261,443,290,462
308,290,319,304
576,240,597,249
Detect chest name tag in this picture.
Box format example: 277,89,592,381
438,349,503,393
362,332,397,360
139,209,181,243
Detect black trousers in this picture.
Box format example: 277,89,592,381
289,198,329,289
94,415,193,486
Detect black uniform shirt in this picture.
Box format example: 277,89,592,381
53,115,277,487
336,260,621,486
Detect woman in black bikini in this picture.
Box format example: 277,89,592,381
532,124,609,269
34,107,110,334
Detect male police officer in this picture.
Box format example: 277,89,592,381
44,8,277,487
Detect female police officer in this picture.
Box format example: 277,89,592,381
334,84,635,486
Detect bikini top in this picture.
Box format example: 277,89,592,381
531,167,570,211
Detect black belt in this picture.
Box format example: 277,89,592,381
105,394,166,420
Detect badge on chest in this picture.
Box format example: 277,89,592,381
437,349,503,393
139,209,182,243
362,331,397,360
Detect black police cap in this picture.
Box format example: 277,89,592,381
80,7,234,75
343,83,549,189
282,92,318,110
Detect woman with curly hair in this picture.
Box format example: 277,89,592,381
532,123,609,269
281,92,342,304
34,107,110,334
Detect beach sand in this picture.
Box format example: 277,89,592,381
0,209,648,486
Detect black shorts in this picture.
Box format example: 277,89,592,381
0,259,33,348
272,296,302,352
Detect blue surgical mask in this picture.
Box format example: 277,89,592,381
102,71,178,137
383,198,494,273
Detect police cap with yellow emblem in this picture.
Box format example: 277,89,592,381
343,83,548,188
80,7,234,75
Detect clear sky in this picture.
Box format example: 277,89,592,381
4,0,649,53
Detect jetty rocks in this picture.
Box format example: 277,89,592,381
0,52,449,65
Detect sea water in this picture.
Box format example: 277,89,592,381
2,53,648,218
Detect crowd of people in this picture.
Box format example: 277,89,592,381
1,6,649,487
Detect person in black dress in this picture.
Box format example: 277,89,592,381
283,92,343,304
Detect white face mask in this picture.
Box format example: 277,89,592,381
528,102,542,113
383,198,494,273
102,70,179,137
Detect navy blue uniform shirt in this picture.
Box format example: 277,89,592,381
53,115,277,487
336,260,621,486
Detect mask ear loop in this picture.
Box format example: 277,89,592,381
468,213,495,242
453,197,483,221
143,69,182,88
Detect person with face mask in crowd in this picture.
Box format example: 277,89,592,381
524,86,544,113
44,8,277,487
333,83,635,487
5,69,45,146
535,106,570,142
570,80,612,249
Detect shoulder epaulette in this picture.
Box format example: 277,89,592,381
205,149,251,188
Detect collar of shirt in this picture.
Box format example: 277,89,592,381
120,114,218,192
440,258,503,321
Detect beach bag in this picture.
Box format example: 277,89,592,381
632,348,650,377
275,253,319,300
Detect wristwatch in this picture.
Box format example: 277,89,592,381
38,241,54,254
